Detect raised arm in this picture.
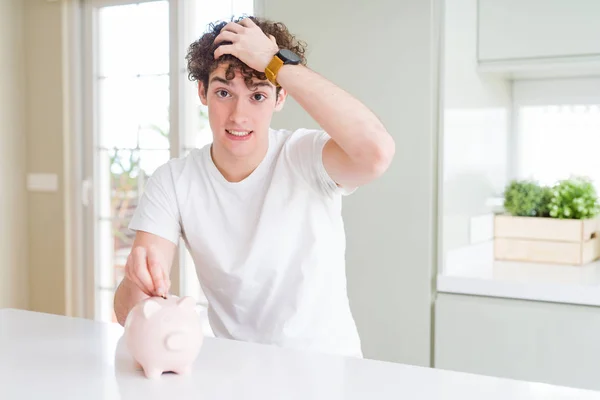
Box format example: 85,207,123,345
276,65,395,189
213,17,395,189
113,230,177,326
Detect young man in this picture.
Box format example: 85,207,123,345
114,16,394,358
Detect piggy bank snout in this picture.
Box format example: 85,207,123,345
165,332,187,351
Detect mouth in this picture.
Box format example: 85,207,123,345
226,129,253,141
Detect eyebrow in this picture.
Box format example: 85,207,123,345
209,76,272,91
249,81,272,89
210,76,230,86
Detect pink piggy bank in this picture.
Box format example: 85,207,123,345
123,295,204,379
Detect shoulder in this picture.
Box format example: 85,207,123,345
270,127,353,197
270,127,331,157
277,127,328,144
270,127,330,172
148,146,206,187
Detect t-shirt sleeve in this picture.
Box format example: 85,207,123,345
284,128,357,197
128,162,181,245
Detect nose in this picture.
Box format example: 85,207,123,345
165,332,185,351
228,98,249,126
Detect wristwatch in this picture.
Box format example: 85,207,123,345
265,49,302,87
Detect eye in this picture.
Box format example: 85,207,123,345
216,89,230,98
252,93,267,102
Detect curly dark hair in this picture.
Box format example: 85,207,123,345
186,16,307,95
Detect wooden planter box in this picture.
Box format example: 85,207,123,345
494,214,600,265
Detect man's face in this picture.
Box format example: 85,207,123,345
198,63,285,159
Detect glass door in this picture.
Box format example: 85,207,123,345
85,0,172,323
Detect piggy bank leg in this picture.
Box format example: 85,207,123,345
174,365,192,376
142,365,164,379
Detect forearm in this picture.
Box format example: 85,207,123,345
276,64,394,166
113,232,177,326
113,277,149,326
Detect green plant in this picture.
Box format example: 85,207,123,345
503,179,547,217
547,176,600,219
538,185,554,218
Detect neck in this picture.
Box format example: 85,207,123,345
210,144,268,183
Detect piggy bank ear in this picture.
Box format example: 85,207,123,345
142,299,162,319
177,296,196,309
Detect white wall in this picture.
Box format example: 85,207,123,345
0,0,29,309
442,0,511,256
22,0,68,316
262,0,438,365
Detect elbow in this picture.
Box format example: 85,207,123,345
368,131,395,178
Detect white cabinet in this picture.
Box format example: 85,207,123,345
435,293,600,391
477,0,600,62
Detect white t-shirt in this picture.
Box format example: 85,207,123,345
129,127,362,358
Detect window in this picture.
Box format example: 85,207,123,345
513,78,600,192
437,77,600,301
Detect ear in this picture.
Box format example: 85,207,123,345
142,299,162,319
274,88,287,112
198,81,208,106
177,296,196,309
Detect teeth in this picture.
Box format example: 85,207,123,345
228,130,250,137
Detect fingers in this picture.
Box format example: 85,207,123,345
214,44,235,59
214,30,237,45
126,247,155,296
128,273,151,298
238,17,256,28
162,267,171,294
221,21,244,33
147,246,166,297
125,255,145,294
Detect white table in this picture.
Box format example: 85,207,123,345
1,308,599,399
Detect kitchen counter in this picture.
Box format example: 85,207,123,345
438,241,600,306
1,308,600,399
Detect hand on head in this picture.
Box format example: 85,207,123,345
213,17,279,72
